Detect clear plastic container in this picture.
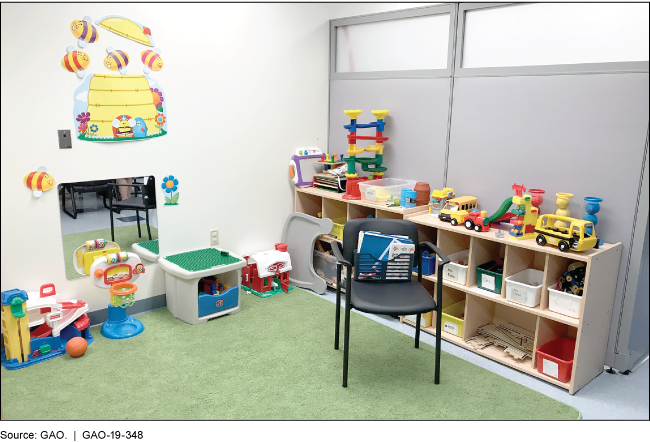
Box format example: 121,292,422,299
358,178,417,203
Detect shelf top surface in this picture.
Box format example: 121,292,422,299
296,186,428,215
406,213,620,262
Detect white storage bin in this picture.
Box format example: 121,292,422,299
548,285,582,318
358,178,417,202
505,269,544,307
441,250,470,285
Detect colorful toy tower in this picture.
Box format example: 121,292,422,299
583,196,604,246
1,289,31,364
509,183,539,240
342,109,389,200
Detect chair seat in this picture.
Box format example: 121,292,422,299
112,197,150,210
350,279,436,316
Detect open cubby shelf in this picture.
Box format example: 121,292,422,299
295,187,622,394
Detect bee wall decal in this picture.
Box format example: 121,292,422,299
61,45,89,78
140,48,163,74
70,16,98,48
104,46,130,75
24,166,55,197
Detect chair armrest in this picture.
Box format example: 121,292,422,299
331,241,352,268
420,241,450,265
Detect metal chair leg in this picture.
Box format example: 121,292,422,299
335,263,341,350
110,200,115,242
136,209,141,237
145,210,152,240
343,297,351,388
415,313,421,348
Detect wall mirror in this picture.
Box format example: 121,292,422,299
58,176,159,280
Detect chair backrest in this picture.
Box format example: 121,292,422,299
341,218,420,265
143,176,157,208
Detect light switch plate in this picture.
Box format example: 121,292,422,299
210,229,219,245
58,130,72,149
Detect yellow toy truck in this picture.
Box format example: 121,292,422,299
534,215,599,252
439,196,478,226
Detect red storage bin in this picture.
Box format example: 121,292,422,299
536,337,576,383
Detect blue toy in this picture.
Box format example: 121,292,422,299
583,197,604,246
133,117,148,138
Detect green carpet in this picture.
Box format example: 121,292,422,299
0,289,579,420
62,226,158,280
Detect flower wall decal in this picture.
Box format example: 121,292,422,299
161,175,179,205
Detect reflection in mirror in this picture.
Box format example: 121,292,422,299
58,176,159,280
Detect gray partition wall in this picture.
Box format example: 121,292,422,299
446,73,650,371
328,4,649,373
328,79,451,187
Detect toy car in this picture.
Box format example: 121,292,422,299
534,215,599,252
439,196,478,226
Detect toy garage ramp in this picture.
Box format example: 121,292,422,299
483,197,514,225
85,74,161,140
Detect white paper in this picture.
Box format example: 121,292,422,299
444,321,459,336
481,274,496,292
543,358,559,379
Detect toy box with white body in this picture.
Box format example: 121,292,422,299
1,284,92,370
242,243,293,298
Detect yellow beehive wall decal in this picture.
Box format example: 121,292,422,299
84,74,159,139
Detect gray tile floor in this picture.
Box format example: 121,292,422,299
311,288,649,420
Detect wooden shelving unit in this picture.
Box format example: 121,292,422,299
295,187,622,394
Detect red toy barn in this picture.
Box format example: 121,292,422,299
242,243,292,294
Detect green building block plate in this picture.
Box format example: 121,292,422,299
135,239,159,255
164,248,241,272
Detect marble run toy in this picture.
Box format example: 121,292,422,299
242,243,293,298
90,251,145,339
341,109,390,200
1,284,92,370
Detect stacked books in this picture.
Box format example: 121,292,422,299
358,231,415,261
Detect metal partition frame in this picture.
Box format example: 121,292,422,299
329,4,458,80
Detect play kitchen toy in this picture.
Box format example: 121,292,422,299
90,251,146,339
1,284,92,370
159,247,246,325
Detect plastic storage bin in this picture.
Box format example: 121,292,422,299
505,269,544,307
405,311,433,328
441,250,470,285
548,285,582,318
412,251,436,276
476,260,503,294
358,178,417,203
442,299,465,337
330,217,347,240
536,337,576,383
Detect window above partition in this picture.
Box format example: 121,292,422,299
330,4,457,79
457,3,650,76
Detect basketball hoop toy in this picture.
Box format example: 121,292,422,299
90,252,145,339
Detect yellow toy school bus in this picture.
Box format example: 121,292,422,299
534,215,599,252
439,196,478,226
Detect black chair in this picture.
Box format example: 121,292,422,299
331,218,450,388
108,176,157,242
60,180,117,219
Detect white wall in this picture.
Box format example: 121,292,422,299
0,3,416,312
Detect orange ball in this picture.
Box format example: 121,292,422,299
66,337,88,358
